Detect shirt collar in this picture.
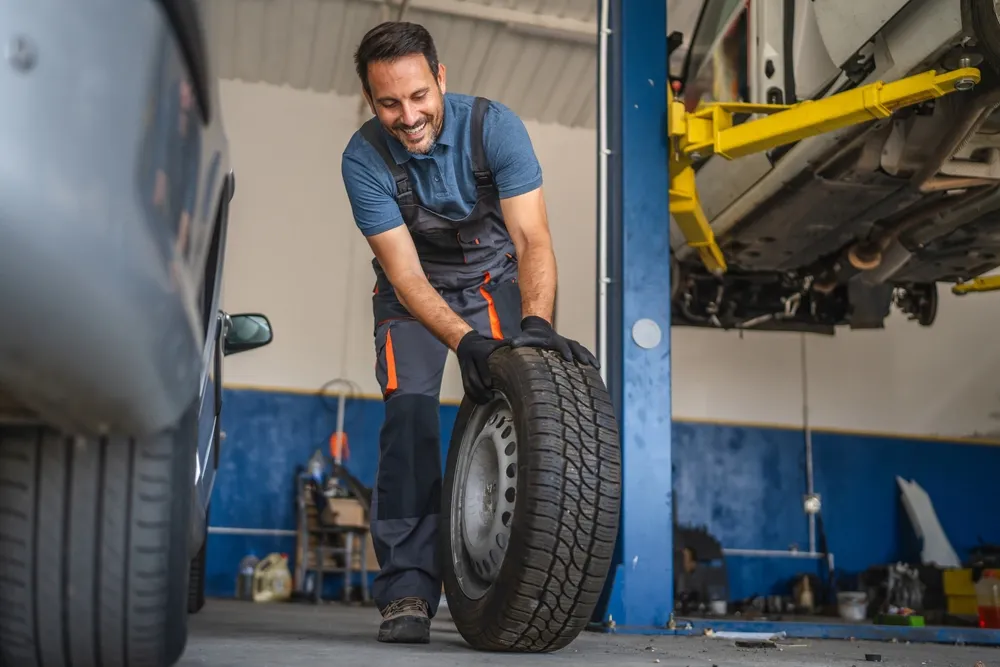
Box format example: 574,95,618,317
383,93,455,165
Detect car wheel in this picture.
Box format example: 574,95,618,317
968,0,1000,73
0,403,198,667
440,346,622,653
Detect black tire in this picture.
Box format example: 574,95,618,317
441,346,622,653
968,0,1000,74
0,405,198,667
187,523,208,614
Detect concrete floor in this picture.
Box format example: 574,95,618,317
180,599,998,667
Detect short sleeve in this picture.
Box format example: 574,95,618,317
482,102,543,199
340,134,404,237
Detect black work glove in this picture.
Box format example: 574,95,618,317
510,316,600,368
456,330,507,404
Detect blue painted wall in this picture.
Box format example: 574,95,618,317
204,387,1000,603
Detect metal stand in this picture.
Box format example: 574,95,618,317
293,472,371,604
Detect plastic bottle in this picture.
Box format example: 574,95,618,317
976,570,1000,629
252,553,293,603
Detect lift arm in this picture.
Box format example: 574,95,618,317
669,67,982,274
952,275,1000,295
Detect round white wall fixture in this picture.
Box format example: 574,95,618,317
631,318,661,349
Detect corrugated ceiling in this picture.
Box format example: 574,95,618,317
207,0,599,128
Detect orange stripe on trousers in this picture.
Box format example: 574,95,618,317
479,272,503,340
385,327,398,396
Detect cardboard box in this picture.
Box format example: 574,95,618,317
324,497,367,529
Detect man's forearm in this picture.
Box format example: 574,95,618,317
517,240,558,323
393,271,472,350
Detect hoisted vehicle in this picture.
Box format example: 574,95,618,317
670,0,1000,334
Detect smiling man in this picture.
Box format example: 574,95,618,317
341,21,597,644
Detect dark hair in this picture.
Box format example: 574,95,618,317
354,22,440,96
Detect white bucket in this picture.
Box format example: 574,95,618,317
837,591,868,621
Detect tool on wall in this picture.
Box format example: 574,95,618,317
668,67,983,274
318,377,362,495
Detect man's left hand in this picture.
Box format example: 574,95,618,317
510,316,599,368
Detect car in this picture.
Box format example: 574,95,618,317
669,0,1000,334
0,2,271,666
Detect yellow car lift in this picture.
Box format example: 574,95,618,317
952,275,1000,295
668,66,983,276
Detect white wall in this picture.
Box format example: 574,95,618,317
218,80,597,403
672,286,1000,440
218,79,1000,440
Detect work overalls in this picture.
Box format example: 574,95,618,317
359,97,524,616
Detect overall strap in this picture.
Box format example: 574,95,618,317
359,119,414,207
470,97,495,191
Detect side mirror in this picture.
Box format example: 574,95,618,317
224,313,273,356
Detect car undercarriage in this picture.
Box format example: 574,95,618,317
669,0,1000,334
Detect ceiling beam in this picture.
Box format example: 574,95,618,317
352,0,597,44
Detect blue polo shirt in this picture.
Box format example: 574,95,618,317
341,92,543,237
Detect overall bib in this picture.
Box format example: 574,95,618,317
360,97,524,615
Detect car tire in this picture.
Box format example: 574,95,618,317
187,518,208,614
968,0,1000,74
440,346,622,653
0,404,198,667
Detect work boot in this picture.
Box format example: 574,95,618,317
377,597,431,644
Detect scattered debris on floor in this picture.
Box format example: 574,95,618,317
864,653,882,662
735,639,777,649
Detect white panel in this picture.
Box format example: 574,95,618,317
306,0,348,91
540,47,590,124
331,1,381,93
473,34,526,102
454,21,502,94
285,0,322,90
234,0,267,81
499,39,550,109
210,0,239,79
259,0,295,85
557,48,596,126
519,43,572,121
216,0,599,128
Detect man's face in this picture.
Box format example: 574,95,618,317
365,54,446,155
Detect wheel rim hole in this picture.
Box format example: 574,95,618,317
505,487,516,503
501,511,511,527
501,424,512,439
504,441,515,456
505,463,516,478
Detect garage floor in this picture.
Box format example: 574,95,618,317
180,599,998,667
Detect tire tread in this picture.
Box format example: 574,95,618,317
0,421,193,667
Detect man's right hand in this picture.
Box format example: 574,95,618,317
456,331,508,404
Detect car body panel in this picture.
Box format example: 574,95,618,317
811,0,916,68
0,0,230,436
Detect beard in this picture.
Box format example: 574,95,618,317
392,111,442,155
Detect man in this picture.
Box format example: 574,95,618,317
341,21,597,644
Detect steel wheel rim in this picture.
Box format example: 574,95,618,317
450,393,518,600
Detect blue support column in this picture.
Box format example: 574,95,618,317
593,0,673,630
